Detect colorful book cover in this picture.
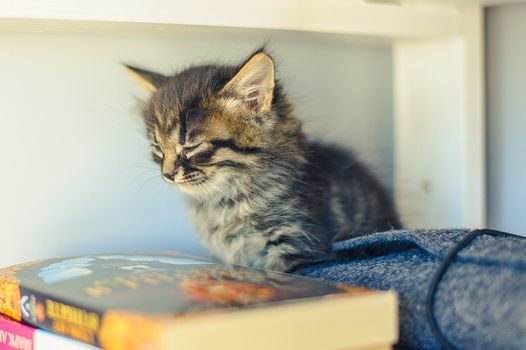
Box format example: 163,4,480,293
0,253,395,350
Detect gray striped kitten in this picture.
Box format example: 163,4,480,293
126,49,401,272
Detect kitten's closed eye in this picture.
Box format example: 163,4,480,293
184,142,202,152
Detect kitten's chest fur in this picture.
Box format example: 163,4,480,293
188,196,268,267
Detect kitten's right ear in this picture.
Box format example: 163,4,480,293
123,64,168,92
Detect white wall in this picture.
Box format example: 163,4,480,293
486,3,526,234
0,25,393,267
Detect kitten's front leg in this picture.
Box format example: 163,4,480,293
261,227,328,272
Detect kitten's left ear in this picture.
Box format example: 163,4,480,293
221,51,275,113
124,64,168,92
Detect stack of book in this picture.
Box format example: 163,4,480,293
0,252,398,350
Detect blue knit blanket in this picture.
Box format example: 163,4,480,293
298,228,526,350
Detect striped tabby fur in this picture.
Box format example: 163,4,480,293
126,48,401,272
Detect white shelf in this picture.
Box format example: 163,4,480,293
0,0,500,228
0,0,461,39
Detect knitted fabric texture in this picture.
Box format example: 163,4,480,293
298,229,526,350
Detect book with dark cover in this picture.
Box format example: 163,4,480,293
0,253,397,350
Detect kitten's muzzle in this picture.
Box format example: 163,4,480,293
162,156,182,182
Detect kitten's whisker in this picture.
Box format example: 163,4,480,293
136,174,162,193
198,181,217,210
203,178,239,205
127,164,158,171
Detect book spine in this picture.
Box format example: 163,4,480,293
0,317,34,350
0,316,99,350
33,330,101,350
18,286,104,348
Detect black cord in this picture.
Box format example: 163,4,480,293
425,229,485,349
425,228,524,349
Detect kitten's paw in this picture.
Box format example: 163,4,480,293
263,246,305,273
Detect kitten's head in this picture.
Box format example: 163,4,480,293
126,49,304,199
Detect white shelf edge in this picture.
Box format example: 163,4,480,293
0,0,461,39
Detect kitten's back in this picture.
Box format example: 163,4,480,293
301,142,401,241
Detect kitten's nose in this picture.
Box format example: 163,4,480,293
163,172,175,181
